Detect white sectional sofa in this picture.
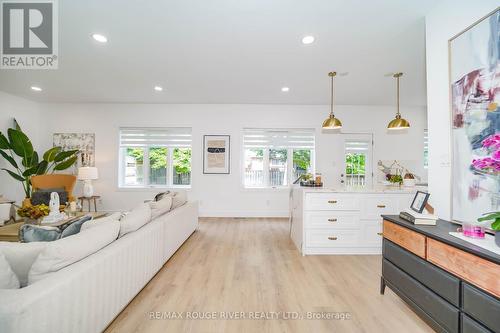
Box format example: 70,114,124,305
0,200,198,333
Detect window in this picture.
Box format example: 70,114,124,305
344,140,370,187
424,129,429,169
119,128,192,188
243,129,315,188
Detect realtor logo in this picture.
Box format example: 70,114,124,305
1,0,58,69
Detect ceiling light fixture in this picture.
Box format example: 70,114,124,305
302,35,315,44
387,72,410,130
30,86,42,92
154,86,163,92
281,87,290,92
91,33,108,43
322,72,342,130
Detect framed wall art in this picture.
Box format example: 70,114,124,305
203,135,230,174
449,8,499,223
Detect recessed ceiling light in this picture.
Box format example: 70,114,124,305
31,86,42,92
91,33,108,43
281,87,290,92
301,35,315,44
154,86,163,92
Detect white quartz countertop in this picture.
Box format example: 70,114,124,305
293,185,427,194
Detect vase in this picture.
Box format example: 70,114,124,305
496,233,500,248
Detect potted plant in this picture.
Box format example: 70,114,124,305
477,212,500,247
0,127,79,203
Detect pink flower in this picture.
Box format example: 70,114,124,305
493,150,500,161
482,134,500,149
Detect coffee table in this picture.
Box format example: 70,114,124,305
0,212,108,242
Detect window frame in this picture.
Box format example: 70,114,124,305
118,128,192,189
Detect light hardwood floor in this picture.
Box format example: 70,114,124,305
105,218,433,333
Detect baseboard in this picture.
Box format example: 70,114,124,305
199,210,289,218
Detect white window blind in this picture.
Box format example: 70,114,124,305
424,129,429,168
243,128,315,149
345,140,370,153
119,127,192,148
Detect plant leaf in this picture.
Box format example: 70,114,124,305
491,219,500,231
477,212,500,221
1,168,25,182
22,151,38,168
7,128,33,159
54,156,78,171
36,160,48,175
43,146,61,162
0,132,10,149
54,150,79,162
0,150,18,169
22,165,38,177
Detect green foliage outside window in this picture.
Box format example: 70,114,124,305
346,153,365,175
127,147,191,174
293,150,311,171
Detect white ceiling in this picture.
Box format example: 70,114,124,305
0,0,439,106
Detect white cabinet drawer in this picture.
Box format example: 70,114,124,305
305,229,360,247
305,194,359,211
305,211,360,229
362,220,383,246
361,195,399,219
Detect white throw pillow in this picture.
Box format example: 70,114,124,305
150,196,173,219
0,251,20,289
163,190,188,210
28,219,120,284
0,241,46,287
80,212,123,231
119,202,152,238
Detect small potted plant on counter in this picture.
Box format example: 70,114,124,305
477,212,500,247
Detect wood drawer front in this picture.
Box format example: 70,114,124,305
306,229,359,248
383,239,461,306
304,194,359,211
462,283,500,333
305,211,359,229
361,196,399,220
383,259,460,333
382,220,426,258
461,314,492,333
427,238,500,299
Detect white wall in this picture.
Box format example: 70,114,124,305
38,103,427,216
0,92,41,202
425,1,498,219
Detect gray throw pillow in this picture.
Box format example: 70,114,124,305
19,225,61,243
60,215,93,238
31,188,68,205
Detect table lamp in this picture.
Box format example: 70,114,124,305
78,167,99,198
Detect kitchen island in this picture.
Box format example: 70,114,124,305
290,186,424,255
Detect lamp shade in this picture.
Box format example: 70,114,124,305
322,114,342,129
78,167,98,180
387,115,410,130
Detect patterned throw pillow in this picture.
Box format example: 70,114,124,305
19,215,93,242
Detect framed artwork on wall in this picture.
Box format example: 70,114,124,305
53,133,96,173
449,8,499,224
203,135,230,174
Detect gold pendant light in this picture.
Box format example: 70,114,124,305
387,72,410,130
322,71,342,129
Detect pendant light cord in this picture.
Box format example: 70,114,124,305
330,72,335,117
396,75,400,117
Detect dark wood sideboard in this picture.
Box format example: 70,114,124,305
381,215,500,333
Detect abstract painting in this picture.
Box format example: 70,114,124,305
450,9,500,223
53,133,95,173
203,135,230,174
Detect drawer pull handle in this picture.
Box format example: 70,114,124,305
328,236,338,241
328,218,337,222
328,200,338,204
377,205,386,208
377,232,383,236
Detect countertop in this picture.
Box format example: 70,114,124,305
293,185,427,194
382,215,500,265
